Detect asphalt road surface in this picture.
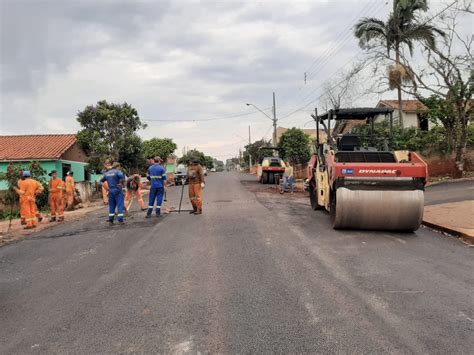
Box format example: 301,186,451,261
1,173,472,353
424,179,474,205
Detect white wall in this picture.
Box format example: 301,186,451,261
375,111,432,129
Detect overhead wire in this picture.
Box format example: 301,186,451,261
276,0,387,109
277,0,455,123
143,107,272,123
304,0,382,79
278,0,383,100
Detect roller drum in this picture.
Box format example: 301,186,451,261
333,187,424,231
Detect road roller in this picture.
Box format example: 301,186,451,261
306,108,428,231
257,147,286,184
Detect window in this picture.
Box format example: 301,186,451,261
61,163,71,180
418,114,429,131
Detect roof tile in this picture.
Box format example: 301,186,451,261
379,100,428,112
0,134,78,161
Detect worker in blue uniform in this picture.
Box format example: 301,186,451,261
146,156,167,218
101,162,126,225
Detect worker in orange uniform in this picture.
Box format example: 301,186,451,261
15,170,44,229
65,171,75,211
17,174,28,225
16,172,43,225
186,159,205,215
48,170,65,222
125,174,145,212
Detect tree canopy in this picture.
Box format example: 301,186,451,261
354,0,444,127
277,128,311,164
243,139,271,166
178,149,214,169
142,138,177,160
76,100,146,172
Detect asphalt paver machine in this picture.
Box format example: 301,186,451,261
307,108,428,231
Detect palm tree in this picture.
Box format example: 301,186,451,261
354,0,444,127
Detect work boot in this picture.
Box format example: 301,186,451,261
189,208,197,214
49,217,56,222
194,209,202,215
24,225,34,230
37,215,43,222
108,221,114,226
145,214,151,219
58,217,64,222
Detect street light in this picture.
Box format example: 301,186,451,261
246,92,278,147
246,103,273,121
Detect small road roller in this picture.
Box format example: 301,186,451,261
257,147,286,184
306,108,428,231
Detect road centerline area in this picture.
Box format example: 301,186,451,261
1,172,472,353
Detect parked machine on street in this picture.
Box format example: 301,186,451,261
174,164,187,186
257,147,286,184
306,108,428,231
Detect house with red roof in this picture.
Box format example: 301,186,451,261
0,134,88,190
375,100,430,130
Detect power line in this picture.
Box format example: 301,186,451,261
277,0,386,108
276,0,454,123
304,1,386,81
278,55,376,121
304,0,381,78
144,107,272,123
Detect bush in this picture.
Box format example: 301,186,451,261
351,122,449,154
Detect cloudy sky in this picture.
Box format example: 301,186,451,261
0,0,466,160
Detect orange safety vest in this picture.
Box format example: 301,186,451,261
49,178,64,195
16,178,44,200
65,176,75,192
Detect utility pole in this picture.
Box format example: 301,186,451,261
248,125,252,168
272,92,277,147
314,107,319,148
239,148,242,171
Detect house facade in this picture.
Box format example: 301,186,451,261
375,100,430,130
0,134,88,190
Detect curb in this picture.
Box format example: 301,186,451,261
422,220,474,245
426,176,474,187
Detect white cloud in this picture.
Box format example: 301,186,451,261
1,0,471,160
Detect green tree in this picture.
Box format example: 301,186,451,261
243,139,271,166
177,149,206,166
277,128,311,164
354,0,444,127
203,156,214,170
118,134,147,174
420,95,457,151
77,100,146,171
142,138,177,160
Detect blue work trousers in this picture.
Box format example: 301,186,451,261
147,187,164,216
281,176,294,193
109,188,125,222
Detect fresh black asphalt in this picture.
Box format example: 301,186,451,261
0,173,472,353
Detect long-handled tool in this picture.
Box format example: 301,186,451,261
178,182,185,214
